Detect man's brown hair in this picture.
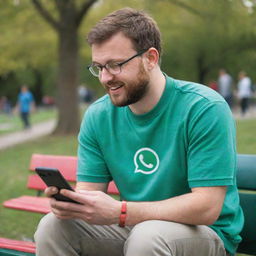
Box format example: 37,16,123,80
87,7,162,57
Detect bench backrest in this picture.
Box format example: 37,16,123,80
236,154,256,255
30,154,77,181
28,153,119,195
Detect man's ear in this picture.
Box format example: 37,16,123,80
145,47,159,70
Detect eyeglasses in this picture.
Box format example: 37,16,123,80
87,49,148,77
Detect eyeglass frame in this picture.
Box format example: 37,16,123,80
87,48,149,77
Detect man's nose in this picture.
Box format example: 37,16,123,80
99,68,114,84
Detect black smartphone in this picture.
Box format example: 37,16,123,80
35,167,80,204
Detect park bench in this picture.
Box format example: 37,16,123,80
0,237,35,256
236,154,256,255
3,153,119,214
1,153,256,256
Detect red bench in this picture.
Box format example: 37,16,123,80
3,153,119,214
1,154,119,255
0,237,36,255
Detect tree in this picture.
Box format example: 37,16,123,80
158,0,256,84
0,1,57,105
1,0,256,113
31,0,98,134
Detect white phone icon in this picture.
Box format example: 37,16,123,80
139,154,153,168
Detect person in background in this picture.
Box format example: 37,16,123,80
34,8,243,256
0,96,12,115
237,71,252,116
16,85,35,129
78,85,94,104
217,69,233,108
208,80,218,91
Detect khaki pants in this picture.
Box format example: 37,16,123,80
34,213,227,256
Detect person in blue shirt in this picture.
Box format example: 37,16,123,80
16,85,35,129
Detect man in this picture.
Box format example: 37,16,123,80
35,8,243,256
16,85,35,129
217,69,233,108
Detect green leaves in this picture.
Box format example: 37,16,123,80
0,1,57,75
1,0,256,99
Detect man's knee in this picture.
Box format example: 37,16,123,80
34,213,63,244
124,220,171,256
34,213,83,255
124,220,226,256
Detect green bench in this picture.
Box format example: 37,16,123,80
236,154,256,255
1,153,256,255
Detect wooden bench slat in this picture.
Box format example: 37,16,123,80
107,181,119,195
237,154,256,190
0,237,36,254
27,174,46,191
4,183,119,214
29,154,77,181
26,175,119,194
3,196,51,214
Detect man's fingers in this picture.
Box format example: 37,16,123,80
50,197,82,212
50,198,89,220
60,189,93,205
45,186,58,197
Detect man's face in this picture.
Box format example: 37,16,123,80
91,33,150,107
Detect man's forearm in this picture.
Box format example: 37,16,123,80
125,186,226,226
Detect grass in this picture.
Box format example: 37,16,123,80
236,118,256,154
0,107,57,135
0,116,255,256
0,135,78,240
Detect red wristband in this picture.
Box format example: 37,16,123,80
119,201,127,227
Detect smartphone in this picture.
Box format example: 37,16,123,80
35,167,80,204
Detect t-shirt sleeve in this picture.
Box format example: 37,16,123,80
77,107,112,183
187,101,236,187
29,92,34,102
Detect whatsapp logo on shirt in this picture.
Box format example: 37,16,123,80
134,148,160,174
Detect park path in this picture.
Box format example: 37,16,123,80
0,119,56,150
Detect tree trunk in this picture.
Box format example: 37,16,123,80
31,0,98,134
53,27,80,135
31,68,43,105
196,52,209,84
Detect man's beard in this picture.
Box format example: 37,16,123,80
108,63,150,107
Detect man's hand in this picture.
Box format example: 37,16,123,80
47,188,122,225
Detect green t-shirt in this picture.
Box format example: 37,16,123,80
77,75,244,254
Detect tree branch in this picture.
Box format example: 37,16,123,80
76,0,97,27
53,0,62,13
31,0,60,31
